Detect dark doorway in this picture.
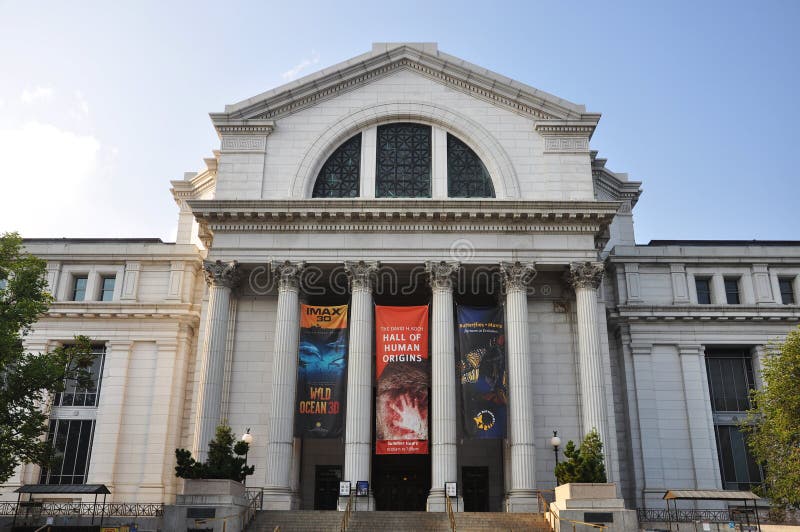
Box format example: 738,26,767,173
373,454,430,510
314,465,342,510
462,466,489,512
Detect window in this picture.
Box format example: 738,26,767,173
376,123,432,198
53,346,105,407
72,275,88,301
695,277,712,304
705,347,763,490
312,133,361,198
779,277,795,304
39,419,95,485
714,425,763,490
705,349,755,412
99,276,116,301
447,134,495,198
724,278,740,304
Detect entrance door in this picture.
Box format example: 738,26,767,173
373,454,430,511
462,466,489,512
314,465,342,510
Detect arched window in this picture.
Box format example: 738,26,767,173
312,133,361,198
376,123,431,198
447,134,495,198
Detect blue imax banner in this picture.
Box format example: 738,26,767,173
456,305,507,439
295,304,348,438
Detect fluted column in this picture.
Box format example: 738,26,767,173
342,260,379,510
263,260,304,510
425,261,461,512
501,261,538,512
193,260,240,461
568,262,610,463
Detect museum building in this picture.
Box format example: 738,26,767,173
2,43,799,513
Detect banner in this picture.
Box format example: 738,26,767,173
294,304,348,438
457,305,507,439
375,305,429,454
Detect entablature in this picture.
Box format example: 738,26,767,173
609,304,800,323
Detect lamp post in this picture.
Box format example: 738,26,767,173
550,430,561,485
241,428,253,486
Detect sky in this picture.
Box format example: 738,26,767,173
0,1,798,244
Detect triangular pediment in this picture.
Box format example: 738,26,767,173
212,43,597,123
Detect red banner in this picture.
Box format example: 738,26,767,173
375,305,429,455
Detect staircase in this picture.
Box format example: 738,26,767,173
247,510,551,531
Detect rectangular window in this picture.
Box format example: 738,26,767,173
99,276,115,301
39,419,95,485
54,346,105,407
714,425,763,490
779,278,795,304
724,277,740,304
695,277,712,304
72,275,88,301
705,348,755,412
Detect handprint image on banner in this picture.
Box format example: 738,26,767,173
457,305,507,439
375,305,430,455
294,304,348,438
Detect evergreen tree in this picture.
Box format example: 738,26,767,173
175,424,254,482
554,429,607,485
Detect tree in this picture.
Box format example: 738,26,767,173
0,232,95,483
742,326,800,510
175,424,254,482
554,429,607,485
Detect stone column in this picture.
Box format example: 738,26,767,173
425,261,461,512
501,261,538,512
193,260,241,461
568,262,610,463
342,260,379,509
263,260,304,510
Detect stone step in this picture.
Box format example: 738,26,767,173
247,510,551,532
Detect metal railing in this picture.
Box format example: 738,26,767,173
0,501,164,517
242,487,264,528
637,508,770,523
445,493,456,532
340,490,355,532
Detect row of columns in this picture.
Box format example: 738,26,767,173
193,258,609,512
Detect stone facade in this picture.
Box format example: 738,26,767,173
1,43,798,513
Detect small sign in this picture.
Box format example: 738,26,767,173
584,512,614,523
339,480,351,496
445,482,457,497
101,528,119,532
729,522,735,529
356,481,369,497
187,507,215,519
703,523,711,531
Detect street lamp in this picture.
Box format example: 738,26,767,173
550,430,561,485
241,428,253,486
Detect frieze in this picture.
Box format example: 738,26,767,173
544,136,590,153
220,136,267,152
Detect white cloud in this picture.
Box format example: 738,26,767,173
20,86,55,104
74,90,89,115
0,122,101,236
281,51,320,81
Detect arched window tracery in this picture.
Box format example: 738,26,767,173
447,134,495,198
311,133,361,198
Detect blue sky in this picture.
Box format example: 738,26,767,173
1,1,797,243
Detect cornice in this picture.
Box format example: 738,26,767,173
42,302,202,322
187,199,619,235
534,120,599,138
213,46,592,123
609,304,800,323
211,118,275,138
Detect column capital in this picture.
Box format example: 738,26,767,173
203,260,241,289
270,260,305,292
500,261,536,292
568,261,605,290
344,260,380,291
425,261,460,291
